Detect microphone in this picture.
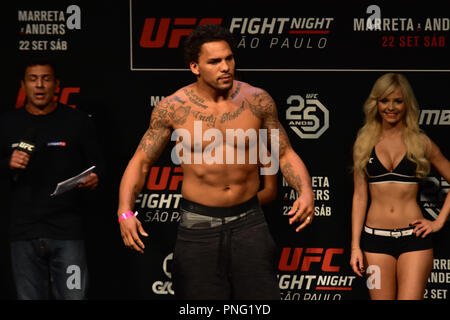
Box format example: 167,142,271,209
13,127,37,182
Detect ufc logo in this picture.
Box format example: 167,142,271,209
146,166,183,191
18,141,35,153
140,18,223,48
278,247,343,272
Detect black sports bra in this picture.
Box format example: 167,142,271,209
366,148,420,184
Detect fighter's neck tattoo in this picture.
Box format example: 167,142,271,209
184,88,209,109
230,82,241,99
183,81,241,109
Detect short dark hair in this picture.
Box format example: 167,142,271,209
23,57,58,80
183,24,236,66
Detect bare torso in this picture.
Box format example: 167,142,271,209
167,81,264,206
366,183,423,229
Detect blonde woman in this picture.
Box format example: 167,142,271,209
350,73,450,300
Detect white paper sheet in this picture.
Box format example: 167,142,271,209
50,166,96,196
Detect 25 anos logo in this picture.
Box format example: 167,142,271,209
285,94,329,139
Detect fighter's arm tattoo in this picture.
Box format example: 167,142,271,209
281,163,303,194
138,97,190,163
138,102,171,163
246,90,303,194
246,90,290,155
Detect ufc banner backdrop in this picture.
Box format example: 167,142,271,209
2,0,449,304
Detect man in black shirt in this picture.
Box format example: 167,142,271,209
0,59,104,299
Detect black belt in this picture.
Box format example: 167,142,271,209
180,195,259,218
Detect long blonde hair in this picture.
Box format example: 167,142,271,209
353,73,430,178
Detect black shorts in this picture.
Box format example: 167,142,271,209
361,226,433,259
173,196,280,300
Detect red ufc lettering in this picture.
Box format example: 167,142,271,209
278,248,303,271
301,248,323,271
146,166,183,190
278,247,343,272
140,17,223,48
15,87,80,109
59,87,80,108
322,248,343,272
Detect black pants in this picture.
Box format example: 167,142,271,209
173,198,280,300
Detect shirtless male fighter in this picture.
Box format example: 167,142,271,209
117,24,314,299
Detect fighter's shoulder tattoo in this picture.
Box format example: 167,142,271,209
167,98,191,126
149,98,171,129
151,95,191,127
245,88,292,155
245,88,277,120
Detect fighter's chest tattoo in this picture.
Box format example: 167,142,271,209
219,102,245,123
170,84,248,128
191,110,217,127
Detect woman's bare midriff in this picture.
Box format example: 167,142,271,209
366,183,423,229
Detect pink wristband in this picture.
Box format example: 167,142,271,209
119,211,135,223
